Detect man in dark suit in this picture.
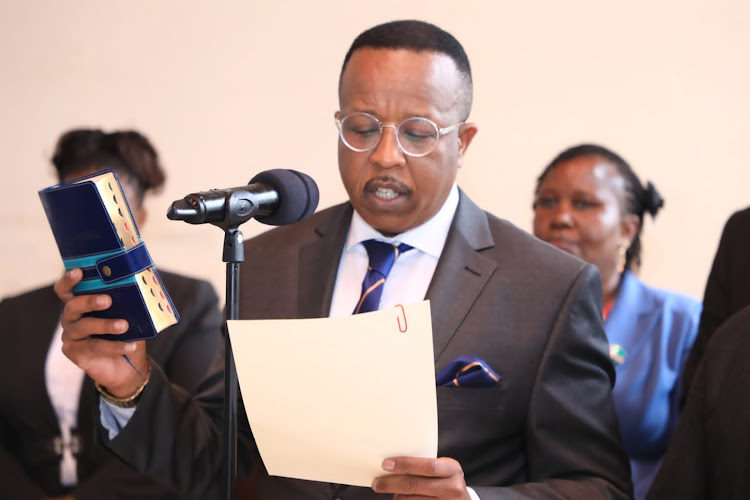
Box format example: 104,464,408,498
681,207,750,400
647,303,750,500
55,20,632,499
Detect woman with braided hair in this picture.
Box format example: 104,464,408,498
532,143,702,500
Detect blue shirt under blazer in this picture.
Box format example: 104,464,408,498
605,270,701,500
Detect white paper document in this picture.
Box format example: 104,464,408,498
226,300,437,487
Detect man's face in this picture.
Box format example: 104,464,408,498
337,48,477,236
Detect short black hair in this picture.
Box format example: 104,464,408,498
535,144,664,272
51,129,165,208
339,20,473,118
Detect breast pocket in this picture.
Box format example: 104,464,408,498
436,386,520,463
437,386,506,435
437,386,503,411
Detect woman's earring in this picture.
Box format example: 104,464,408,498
617,245,628,274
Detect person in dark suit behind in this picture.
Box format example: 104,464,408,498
53,20,632,499
532,144,701,500
680,206,750,401
646,302,750,500
0,129,223,499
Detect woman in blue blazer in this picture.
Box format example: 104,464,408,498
532,144,701,500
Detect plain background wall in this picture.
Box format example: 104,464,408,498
2,1,748,306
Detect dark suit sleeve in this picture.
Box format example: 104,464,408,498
74,277,225,499
649,304,750,500
475,265,633,500
681,210,749,400
101,349,255,499
681,214,734,397
646,355,708,500
72,456,182,500
150,278,224,394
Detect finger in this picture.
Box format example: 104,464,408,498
373,474,468,498
121,340,148,365
54,268,82,303
60,292,127,338
61,338,146,395
373,473,458,498
61,293,113,322
61,315,129,342
382,457,460,478
63,336,139,359
372,457,468,497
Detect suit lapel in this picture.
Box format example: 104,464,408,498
298,204,353,318
605,271,655,353
426,192,497,361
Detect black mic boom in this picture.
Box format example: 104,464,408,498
167,169,319,229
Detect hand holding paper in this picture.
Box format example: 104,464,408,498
372,456,470,499
227,300,437,487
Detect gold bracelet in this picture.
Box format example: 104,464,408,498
95,364,152,408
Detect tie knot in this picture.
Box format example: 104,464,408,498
362,239,412,280
353,239,413,314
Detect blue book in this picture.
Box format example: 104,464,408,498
39,169,179,341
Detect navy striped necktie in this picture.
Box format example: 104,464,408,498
353,239,413,314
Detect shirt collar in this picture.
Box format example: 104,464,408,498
346,183,459,259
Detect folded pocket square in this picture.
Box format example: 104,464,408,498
436,356,501,388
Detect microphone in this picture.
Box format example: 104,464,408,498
166,169,319,229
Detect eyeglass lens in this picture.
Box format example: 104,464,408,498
339,113,440,156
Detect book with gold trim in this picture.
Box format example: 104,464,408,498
39,169,179,341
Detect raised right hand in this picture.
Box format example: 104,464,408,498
55,268,149,398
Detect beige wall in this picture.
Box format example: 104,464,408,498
2,1,748,305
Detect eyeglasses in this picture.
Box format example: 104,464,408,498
335,112,463,158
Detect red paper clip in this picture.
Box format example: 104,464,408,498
396,304,407,332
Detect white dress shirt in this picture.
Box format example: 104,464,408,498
46,321,86,486
329,183,459,317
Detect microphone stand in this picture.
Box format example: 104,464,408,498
168,197,255,500
166,171,319,500
222,227,242,500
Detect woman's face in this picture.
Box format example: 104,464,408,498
532,155,638,287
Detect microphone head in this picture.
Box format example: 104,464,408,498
166,199,198,221
248,169,319,226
